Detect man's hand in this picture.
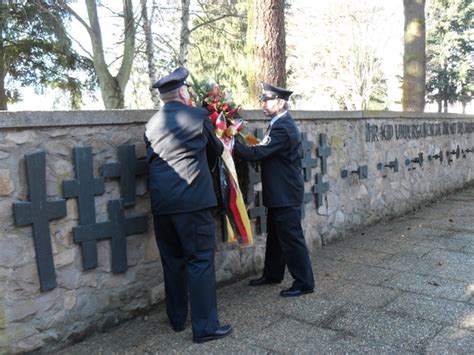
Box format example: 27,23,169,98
224,125,238,138
244,133,260,146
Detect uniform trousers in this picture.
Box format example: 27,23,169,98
153,208,219,337
262,206,314,290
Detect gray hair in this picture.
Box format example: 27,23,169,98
160,87,181,102
277,99,289,111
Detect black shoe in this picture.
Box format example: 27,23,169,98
193,325,233,344
280,286,314,297
172,326,185,332
248,276,282,286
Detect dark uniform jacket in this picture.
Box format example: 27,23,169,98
145,101,223,215
234,112,304,208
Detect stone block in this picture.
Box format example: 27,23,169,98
51,159,73,179
0,199,14,223
0,168,14,196
12,332,44,353
36,309,66,330
54,248,76,268
6,131,37,145
220,249,241,276
7,299,40,322
0,237,34,267
127,236,142,267
10,263,40,292
144,235,160,263
99,273,127,289
73,292,99,319
149,283,165,304
48,129,68,138
64,290,77,311
45,141,70,157
57,265,98,290
111,132,132,147
65,199,78,220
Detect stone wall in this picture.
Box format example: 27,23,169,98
0,110,473,352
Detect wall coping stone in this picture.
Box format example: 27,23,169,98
1,110,473,129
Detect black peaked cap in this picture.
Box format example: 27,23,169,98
260,82,293,101
152,67,189,93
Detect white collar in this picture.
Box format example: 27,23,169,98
270,111,287,127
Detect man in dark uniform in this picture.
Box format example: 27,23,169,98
233,83,315,297
144,67,232,343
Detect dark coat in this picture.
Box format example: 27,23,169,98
234,112,304,208
145,101,223,215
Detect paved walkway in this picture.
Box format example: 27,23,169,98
60,186,474,354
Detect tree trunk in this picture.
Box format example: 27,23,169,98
437,99,442,113
62,0,136,109
178,0,190,66
141,0,160,109
247,0,286,106
402,0,426,112
0,25,7,110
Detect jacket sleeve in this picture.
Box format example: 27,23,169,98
233,125,289,162
203,116,224,156
143,132,155,163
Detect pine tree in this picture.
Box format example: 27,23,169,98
0,0,95,110
426,0,473,113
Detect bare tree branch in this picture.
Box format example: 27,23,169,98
57,0,93,36
190,13,242,34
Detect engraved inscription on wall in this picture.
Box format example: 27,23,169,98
366,121,474,142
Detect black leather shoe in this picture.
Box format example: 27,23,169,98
249,276,282,286
280,287,314,297
172,326,185,332
193,325,233,344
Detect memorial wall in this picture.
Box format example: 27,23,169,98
0,110,473,352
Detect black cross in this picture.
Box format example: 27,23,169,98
73,199,148,273
63,146,105,270
301,192,313,219
102,145,148,207
312,173,329,209
316,134,331,175
255,127,265,141
246,163,261,205
301,132,318,182
248,191,267,235
245,128,265,204
13,151,67,292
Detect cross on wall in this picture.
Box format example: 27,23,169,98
13,151,67,292
13,146,150,292
63,146,105,270
301,192,313,219
248,190,267,235
317,133,331,175
301,132,318,181
73,199,148,273
102,145,148,207
312,173,329,209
